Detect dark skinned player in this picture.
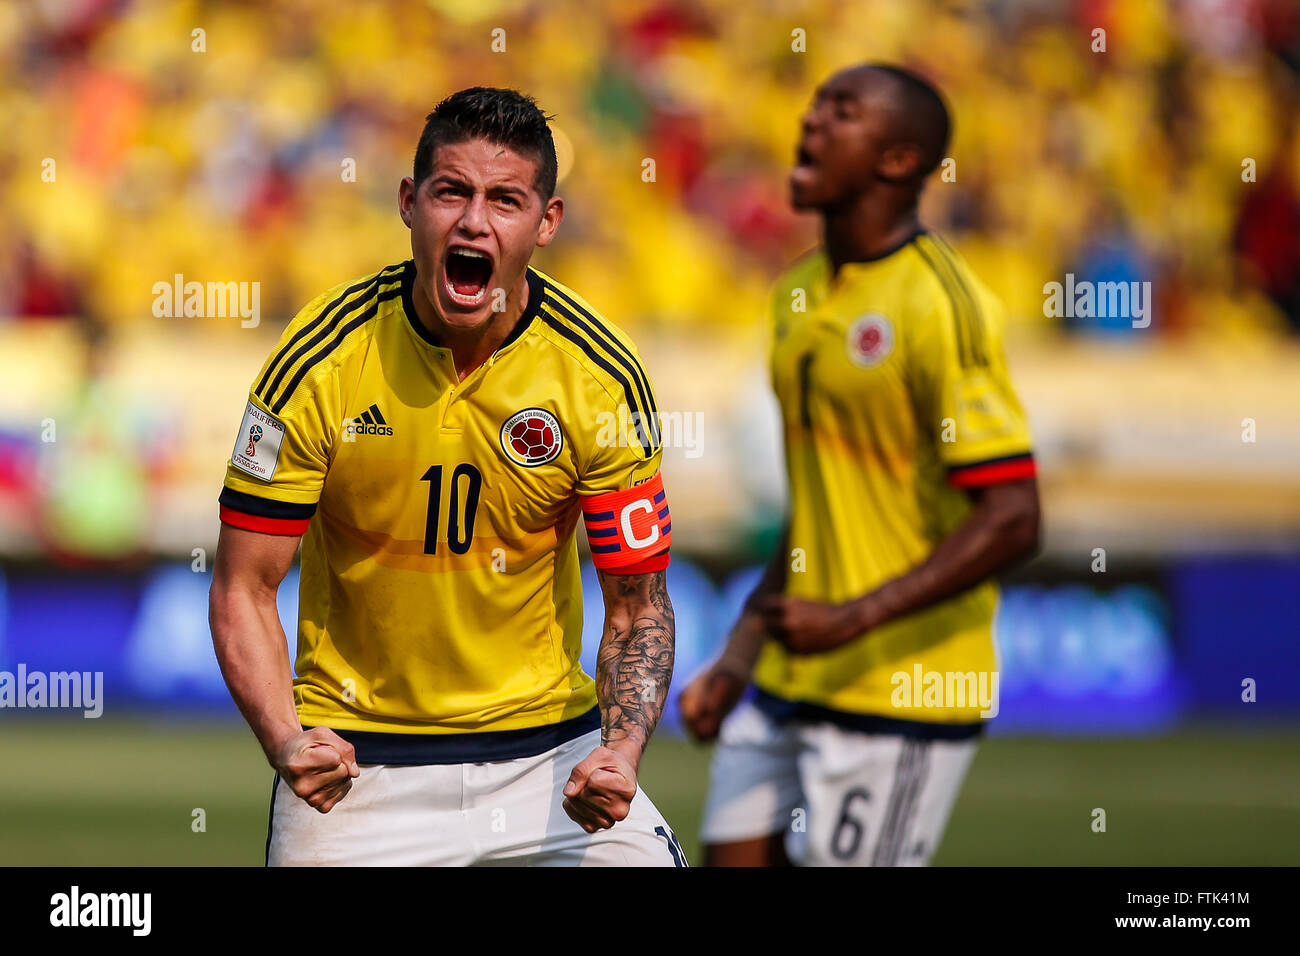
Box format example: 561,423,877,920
680,64,1041,867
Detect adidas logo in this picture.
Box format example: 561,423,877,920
344,403,394,437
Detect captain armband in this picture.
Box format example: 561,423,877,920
580,470,672,574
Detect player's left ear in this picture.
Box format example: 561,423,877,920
535,195,564,248
876,143,925,184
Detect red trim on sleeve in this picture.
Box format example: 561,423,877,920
219,505,311,536
948,454,1037,488
601,549,671,575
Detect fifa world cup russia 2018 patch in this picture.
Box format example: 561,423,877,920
500,408,564,467
581,471,672,572
230,400,286,481
846,312,894,368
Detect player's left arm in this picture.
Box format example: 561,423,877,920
562,567,676,833
562,373,675,831
765,284,1041,654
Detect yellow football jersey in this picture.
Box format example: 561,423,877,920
219,260,671,762
752,232,1035,730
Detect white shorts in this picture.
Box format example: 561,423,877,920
267,729,686,866
699,699,977,866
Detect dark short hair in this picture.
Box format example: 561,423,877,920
866,64,951,179
412,87,558,200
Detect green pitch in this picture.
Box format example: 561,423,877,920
1,718,1296,865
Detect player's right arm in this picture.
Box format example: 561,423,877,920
208,524,358,812
679,524,789,742
208,278,367,811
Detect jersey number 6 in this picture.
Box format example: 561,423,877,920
420,463,482,555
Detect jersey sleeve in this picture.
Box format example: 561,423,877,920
218,327,341,536
575,382,671,575
909,289,1036,489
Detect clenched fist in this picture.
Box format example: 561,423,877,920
562,746,638,832
679,666,747,743
275,726,360,814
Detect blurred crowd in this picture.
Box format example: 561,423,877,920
1,0,1299,336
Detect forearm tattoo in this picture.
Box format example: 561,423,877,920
596,570,675,755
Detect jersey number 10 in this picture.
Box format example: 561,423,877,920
420,463,482,555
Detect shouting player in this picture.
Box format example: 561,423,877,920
209,88,686,866
680,65,1041,866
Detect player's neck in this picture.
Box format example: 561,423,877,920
821,193,921,276
414,271,530,381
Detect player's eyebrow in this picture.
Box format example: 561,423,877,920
427,171,471,190
811,84,860,105
488,183,533,205
428,173,529,201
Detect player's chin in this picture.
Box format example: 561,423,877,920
433,283,494,329
788,175,825,211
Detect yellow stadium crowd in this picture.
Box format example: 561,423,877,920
1,0,1298,339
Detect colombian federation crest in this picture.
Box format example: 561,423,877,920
846,313,894,368
500,408,564,467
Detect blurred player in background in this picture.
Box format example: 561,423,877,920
681,64,1041,866
209,88,686,866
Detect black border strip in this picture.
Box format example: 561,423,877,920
853,227,925,263
947,451,1035,475
323,706,602,765
753,688,985,741
219,487,317,521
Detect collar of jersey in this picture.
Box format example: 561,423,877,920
400,259,545,358
820,228,927,285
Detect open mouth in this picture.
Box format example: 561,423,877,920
791,144,819,193
443,247,494,307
